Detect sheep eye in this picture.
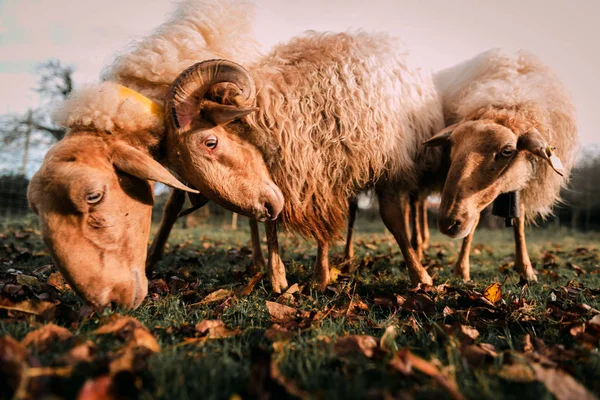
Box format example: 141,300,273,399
499,146,516,158
204,136,218,150
86,191,103,204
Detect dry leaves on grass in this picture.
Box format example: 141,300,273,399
0,336,28,399
334,335,379,358
22,323,73,352
500,356,598,400
389,349,464,400
93,315,160,353
0,297,56,319
195,320,241,339
248,347,308,400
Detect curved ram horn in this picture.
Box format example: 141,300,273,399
166,59,256,132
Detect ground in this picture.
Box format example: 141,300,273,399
1,215,599,400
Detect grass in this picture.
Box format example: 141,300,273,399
1,214,599,399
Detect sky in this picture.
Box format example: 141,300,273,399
0,0,598,149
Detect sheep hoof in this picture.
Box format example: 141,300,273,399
452,263,470,282
409,270,433,287
268,258,288,294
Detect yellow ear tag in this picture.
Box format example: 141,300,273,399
544,146,565,177
117,85,163,117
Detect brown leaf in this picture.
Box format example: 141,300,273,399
389,349,464,400
237,272,264,297
264,324,294,342
334,335,379,358
566,262,586,276
16,274,42,291
402,293,435,315
532,362,597,400
148,278,169,295
60,341,96,366
93,316,159,352
462,344,497,367
523,334,534,352
22,323,73,352
248,347,306,399
47,272,68,292
380,325,398,353
0,336,28,399
76,375,117,400
0,298,55,318
265,301,309,322
197,288,233,305
195,319,241,339
458,325,480,342
498,362,537,383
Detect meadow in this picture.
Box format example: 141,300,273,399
1,215,599,399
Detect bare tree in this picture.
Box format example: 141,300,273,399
0,59,74,174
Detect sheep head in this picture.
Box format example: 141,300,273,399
165,59,284,222
424,120,564,238
28,134,198,309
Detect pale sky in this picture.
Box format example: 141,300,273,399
1,0,598,146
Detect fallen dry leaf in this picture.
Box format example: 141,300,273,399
0,336,28,399
0,298,55,317
22,323,73,352
77,375,113,400
532,362,597,400
380,325,398,353
329,267,341,283
195,319,241,340
266,301,309,322
334,335,379,358
483,282,502,304
498,362,537,383
459,325,480,342
16,274,42,291
566,262,586,276
402,293,435,316
198,288,233,305
60,341,96,366
389,349,464,400
237,272,264,297
47,272,68,292
94,316,159,353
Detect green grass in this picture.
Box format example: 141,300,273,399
1,215,599,399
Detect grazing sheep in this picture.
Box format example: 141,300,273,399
164,31,445,291
424,49,578,281
27,0,273,308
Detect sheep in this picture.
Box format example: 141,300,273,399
424,49,578,281
27,0,274,308
163,31,445,291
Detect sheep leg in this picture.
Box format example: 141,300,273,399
249,219,266,273
513,203,538,282
313,241,330,292
377,190,433,286
453,214,480,281
146,189,186,275
410,195,424,260
420,198,430,250
343,196,358,261
265,221,288,293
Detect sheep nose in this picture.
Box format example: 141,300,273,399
261,183,284,221
439,217,461,236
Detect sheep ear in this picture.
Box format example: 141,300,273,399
111,141,199,193
518,129,565,176
203,102,258,126
423,123,458,147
